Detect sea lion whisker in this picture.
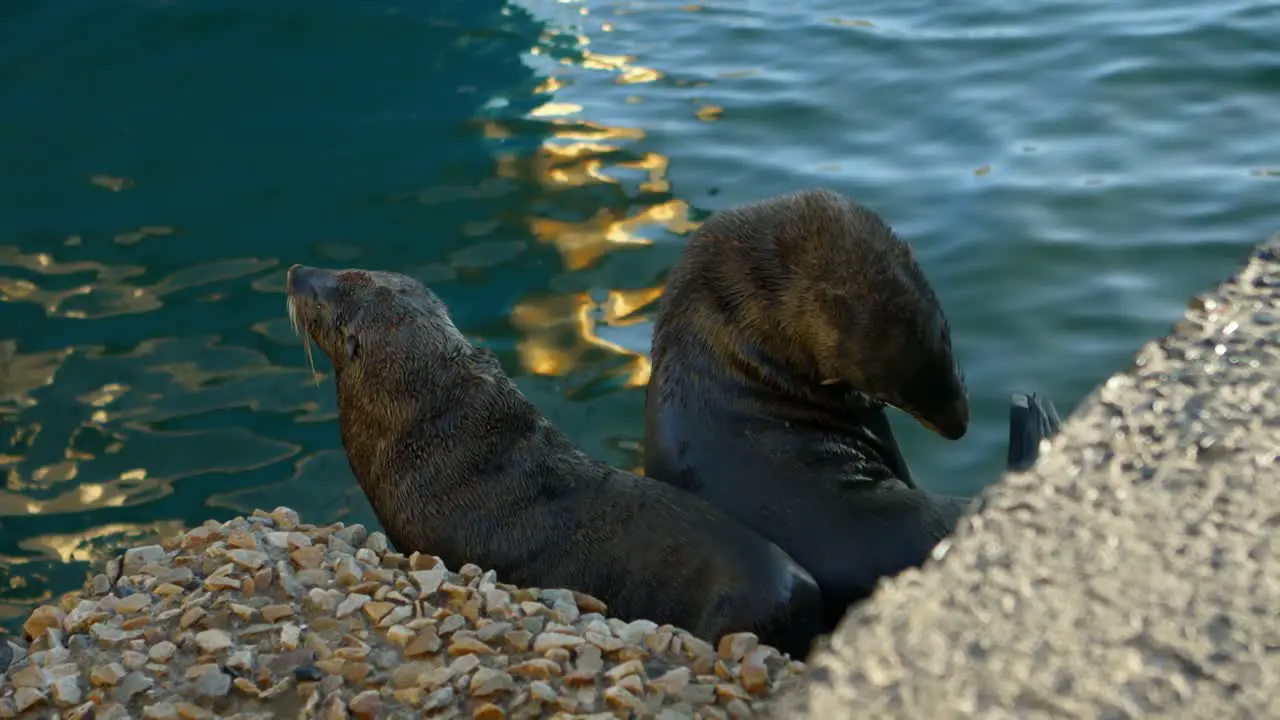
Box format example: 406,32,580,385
302,334,319,387
287,294,321,387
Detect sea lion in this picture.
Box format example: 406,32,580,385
284,263,826,657
644,188,1061,630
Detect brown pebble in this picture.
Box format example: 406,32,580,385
509,658,563,680
362,601,394,623
405,626,442,657
262,604,294,622
153,583,184,597
342,662,372,685
740,649,771,695
717,632,759,662
24,605,66,641
450,636,496,656
570,591,608,614
389,661,432,689
203,573,240,591
616,646,650,662
229,603,257,621
544,647,572,667
470,667,515,696
90,663,129,687
175,702,214,719
604,685,645,713
605,659,646,682
563,669,597,687
392,687,423,705
121,615,151,631
348,689,381,718
233,677,261,697
385,625,414,647
408,552,437,571
179,607,206,630
185,663,221,681
10,665,45,689
315,659,345,675
473,702,506,720
291,546,325,569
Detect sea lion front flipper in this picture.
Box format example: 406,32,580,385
1006,391,1063,472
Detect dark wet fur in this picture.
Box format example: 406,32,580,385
285,265,826,658
645,189,975,631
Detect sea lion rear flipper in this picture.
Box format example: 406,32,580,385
1006,392,1062,472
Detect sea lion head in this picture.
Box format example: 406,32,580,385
810,267,970,441
284,264,469,391
680,188,970,440
786,191,970,440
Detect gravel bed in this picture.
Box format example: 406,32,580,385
0,507,806,719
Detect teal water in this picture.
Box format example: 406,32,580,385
1,0,1277,627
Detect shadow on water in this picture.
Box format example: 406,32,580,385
0,0,690,629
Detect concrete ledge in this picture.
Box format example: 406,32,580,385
774,234,1280,718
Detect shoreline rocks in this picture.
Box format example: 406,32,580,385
0,507,805,719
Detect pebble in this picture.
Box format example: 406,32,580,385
0,507,806,718
194,629,232,654
149,642,177,664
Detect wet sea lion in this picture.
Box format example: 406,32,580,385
644,188,1061,630
285,264,826,657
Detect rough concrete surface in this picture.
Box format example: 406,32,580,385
774,234,1280,720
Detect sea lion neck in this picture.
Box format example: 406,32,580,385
332,337,473,445
333,339,590,535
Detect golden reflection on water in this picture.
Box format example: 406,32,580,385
0,324,314,518
498,17,698,386
0,245,276,320
510,285,663,388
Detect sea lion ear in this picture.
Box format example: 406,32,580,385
345,333,360,361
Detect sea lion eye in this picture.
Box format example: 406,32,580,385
345,333,360,361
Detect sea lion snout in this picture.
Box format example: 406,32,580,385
286,264,339,302
914,395,969,441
